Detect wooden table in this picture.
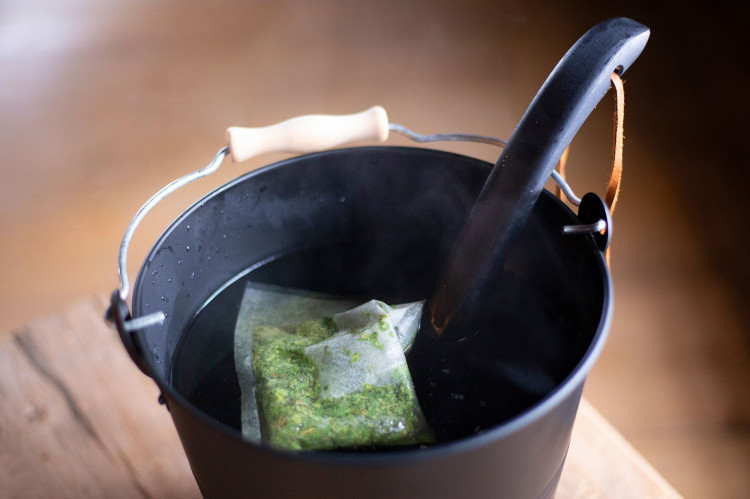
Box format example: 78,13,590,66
0,295,681,498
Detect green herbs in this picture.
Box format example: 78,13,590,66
248,301,434,451
341,347,363,366
358,329,385,351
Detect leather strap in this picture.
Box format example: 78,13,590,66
555,71,625,211
605,72,625,214
555,72,625,265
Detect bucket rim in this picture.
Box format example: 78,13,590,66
132,145,613,464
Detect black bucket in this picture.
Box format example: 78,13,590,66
107,17,648,499
122,146,611,498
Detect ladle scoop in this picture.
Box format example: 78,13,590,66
426,17,649,341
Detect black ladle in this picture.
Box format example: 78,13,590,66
425,17,650,342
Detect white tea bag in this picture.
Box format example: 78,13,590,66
233,282,432,450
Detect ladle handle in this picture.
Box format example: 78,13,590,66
428,17,649,340
227,106,390,163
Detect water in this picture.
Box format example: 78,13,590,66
171,240,586,445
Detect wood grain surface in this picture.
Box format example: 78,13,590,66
0,295,681,498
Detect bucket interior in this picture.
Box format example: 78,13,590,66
132,146,609,443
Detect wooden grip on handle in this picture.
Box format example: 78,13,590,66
226,106,389,163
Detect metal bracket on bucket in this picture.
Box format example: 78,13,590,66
563,193,612,252
105,291,153,376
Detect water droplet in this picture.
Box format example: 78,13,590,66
152,270,157,276
338,196,346,203
186,245,190,252
151,280,155,284
186,224,190,231
222,234,227,239
168,278,172,283
190,272,195,279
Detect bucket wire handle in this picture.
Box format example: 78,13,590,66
114,147,230,331
111,106,595,334
113,107,388,332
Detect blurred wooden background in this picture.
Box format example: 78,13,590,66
1,1,748,496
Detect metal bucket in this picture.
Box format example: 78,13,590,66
106,17,648,498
